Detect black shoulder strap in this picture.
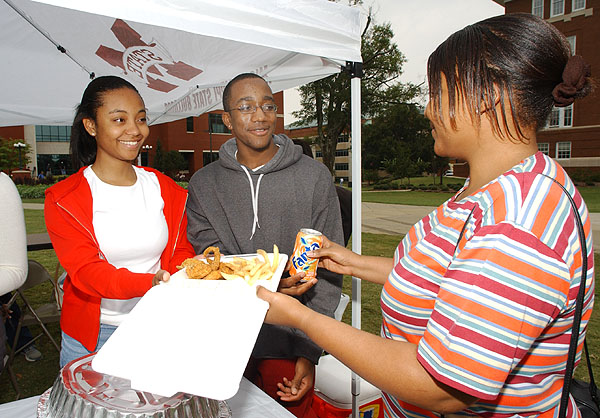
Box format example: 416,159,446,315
540,175,596,418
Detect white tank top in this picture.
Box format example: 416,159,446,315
84,166,168,326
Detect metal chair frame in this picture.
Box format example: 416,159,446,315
3,259,62,399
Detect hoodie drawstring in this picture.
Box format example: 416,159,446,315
241,166,264,240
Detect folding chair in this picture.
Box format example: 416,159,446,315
4,259,62,397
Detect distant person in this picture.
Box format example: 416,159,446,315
45,76,195,367
257,13,594,417
186,73,343,418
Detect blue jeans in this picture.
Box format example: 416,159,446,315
60,324,117,368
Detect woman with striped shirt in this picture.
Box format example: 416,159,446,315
258,13,594,417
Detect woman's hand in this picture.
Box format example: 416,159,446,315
308,235,360,276
256,285,307,329
152,269,170,286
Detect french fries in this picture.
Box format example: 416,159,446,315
221,244,280,285
179,245,280,285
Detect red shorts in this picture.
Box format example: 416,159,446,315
244,357,317,418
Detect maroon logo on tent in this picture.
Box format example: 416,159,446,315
96,19,202,93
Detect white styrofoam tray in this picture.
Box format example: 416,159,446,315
92,252,287,400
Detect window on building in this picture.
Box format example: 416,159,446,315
209,113,230,134
551,0,564,17
35,125,71,142
566,36,576,55
203,151,219,166
532,0,544,17
572,0,586,11
37,154,71,176
548,104,573,128
337,134,349,143
556,142,571,159
315,150,323,158
335,163,349,171
335,149,349,157
186,117,194,133
538,143,550,155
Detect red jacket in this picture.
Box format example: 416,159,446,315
45,167,195,351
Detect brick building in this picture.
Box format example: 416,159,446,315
492,0,600,176
284,123,351,184
0,93,285,177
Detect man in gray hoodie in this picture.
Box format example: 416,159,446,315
186,73,343,417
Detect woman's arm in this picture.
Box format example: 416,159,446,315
257,287,477,413
309,236,394,285
45,195,154,299
0,174,28,295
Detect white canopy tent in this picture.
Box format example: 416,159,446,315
1,0,363,126
1,0,366,415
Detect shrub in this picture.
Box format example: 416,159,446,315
390,179,403,189
16,184,50,199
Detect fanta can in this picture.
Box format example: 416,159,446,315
290,228,323,281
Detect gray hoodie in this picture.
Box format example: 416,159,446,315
186,134,343,364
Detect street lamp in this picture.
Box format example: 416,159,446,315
142,144,152,166
13,142,26,169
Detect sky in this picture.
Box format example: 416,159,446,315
283,0,505,125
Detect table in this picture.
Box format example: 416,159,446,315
0,377,295,418
26,233,53,251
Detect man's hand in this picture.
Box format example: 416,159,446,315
278,270,317,296
1,303,12,321
276,357,315,402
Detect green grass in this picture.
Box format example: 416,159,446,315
2,205,598,404
363,190,454,207
363,185,600,212
24,210,47,234
579,187,600,213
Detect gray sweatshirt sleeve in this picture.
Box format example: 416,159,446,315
292,169,344,363
186,177,225,254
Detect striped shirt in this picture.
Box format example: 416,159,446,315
381,153,594,418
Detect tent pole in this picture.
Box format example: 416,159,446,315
3,0,95,78
348,61,362,418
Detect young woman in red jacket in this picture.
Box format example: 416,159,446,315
45,76,195,367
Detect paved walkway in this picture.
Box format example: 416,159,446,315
362,202,600,253
25,202,600,252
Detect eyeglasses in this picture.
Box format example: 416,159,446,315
228,103,278,114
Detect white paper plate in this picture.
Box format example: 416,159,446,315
92,253,287,401
168,252,285,292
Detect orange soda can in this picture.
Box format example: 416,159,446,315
289,228,323,281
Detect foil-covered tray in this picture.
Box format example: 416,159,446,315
37,353,230,418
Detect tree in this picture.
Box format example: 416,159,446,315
152,139,187,178
292,16,420,175
162,150,187,178
362,93,432,181
0,137,32,172
152,139,165,172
